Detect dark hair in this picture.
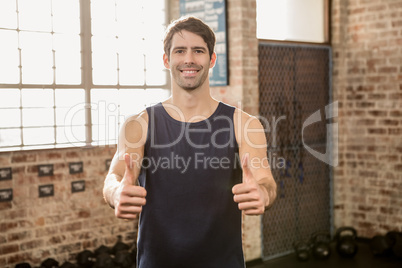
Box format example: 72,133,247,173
163,16,216,59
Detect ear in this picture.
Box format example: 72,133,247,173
209,52,217,69
163,53,170,69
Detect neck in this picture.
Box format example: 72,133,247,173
163,83,218,122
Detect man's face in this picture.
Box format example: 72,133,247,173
163,30,216,91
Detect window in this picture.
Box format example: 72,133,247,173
256,0,329,43
0,0,169,151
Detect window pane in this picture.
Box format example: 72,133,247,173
0,30,19,84
22,108,54,127
56,107,85,126
92,36,118,85
118,36,145,85
55,89,85,107
256,0,326,43
52,0,80,34
0,89,20,107
92,124,118,144
21,89,53,107
115,0,143,35
145,50,166,86
23,127,54,145
56,126,85,143
91,89,119,125
91,0,117,36
18,0,52,32
20,32,53,84
118,88,169,119
53,34,81,85
0,0,17,29
0,128,21,146
0,109,20,127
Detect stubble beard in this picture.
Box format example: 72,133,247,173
174,65,209,91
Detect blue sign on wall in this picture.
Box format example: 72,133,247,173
179,0,228,86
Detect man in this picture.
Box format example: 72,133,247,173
103,16,277,268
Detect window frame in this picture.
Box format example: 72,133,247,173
0,0,170,152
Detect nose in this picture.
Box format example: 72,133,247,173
184,51,195,64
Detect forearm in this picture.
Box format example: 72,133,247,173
103,173,122,209
258,177,277,209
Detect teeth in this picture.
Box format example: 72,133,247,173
182,70,197,73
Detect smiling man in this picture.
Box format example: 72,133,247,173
103,16,277,268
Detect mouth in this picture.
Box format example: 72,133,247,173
179,69,200,76
178,65,201,77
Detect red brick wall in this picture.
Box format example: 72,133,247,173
0,146,137,267
332,0,402,237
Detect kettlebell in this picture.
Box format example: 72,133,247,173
336,226,358,258
112,235,130,255
76,249,95,268
15,263,32,268
370,234,393,256
311,232,331,260
293,240,310,261
387,231,402,258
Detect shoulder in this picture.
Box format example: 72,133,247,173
233,108,265,147
234,108,264,130
119,109,149,149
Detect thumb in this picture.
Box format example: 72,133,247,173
123,153,136,185
241,153,253,183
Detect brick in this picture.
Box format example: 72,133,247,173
11,153,37,163
0,222,18,232
368,110,387,117
380,119,399,126
60,222,82,233
20,239,44,251
48,235,67,245
7,231,32,242
391,20,402,28
0,244,19,254
389,128,402,135
368,128,387,134
38,152,63,162
78,210,91,218
390,110,402,117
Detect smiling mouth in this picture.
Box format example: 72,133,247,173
179,69,200,78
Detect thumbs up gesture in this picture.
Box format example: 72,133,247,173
113,153,147,219
232,154,269,215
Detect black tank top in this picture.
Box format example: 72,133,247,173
137,102,244,268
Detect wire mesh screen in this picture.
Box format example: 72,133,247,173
259,43,332,259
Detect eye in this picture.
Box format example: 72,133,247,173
195,50,205,54
175,49,185,54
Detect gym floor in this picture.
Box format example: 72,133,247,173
247,240,402,268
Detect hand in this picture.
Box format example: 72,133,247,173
113,153,147,220
232,154,268,215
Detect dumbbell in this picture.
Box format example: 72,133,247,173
311,232,331,260
335,227,358,258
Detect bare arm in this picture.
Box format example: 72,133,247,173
103,110,148,219
232,109,277,215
